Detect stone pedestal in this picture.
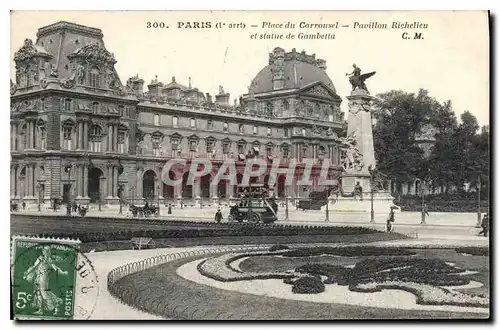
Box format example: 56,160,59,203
322,191,400,214
176,196,183,207
195,196,202,208
212,196,219,207
327,88,400,215
22,196,39,205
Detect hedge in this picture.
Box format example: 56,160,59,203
40,225,382,243
291,276,325,294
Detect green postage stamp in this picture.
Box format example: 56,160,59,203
11,236,98,320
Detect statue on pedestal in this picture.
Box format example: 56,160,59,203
346,64,376,94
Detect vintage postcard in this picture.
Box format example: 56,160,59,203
10,10,490,320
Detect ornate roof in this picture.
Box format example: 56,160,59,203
249,48,336,94
69,43,116,65
14,39,51,62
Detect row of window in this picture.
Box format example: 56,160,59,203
153,114,278,137
61,126,127,153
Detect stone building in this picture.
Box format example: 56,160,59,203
10,21,345,205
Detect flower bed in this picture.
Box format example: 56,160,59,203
353,281,489,307
197,252,296,282
289,257,489,307
292,276,325,294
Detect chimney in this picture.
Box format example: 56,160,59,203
147,75,163,97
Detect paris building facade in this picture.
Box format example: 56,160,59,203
10,21,345,205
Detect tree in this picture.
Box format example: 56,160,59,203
372,89,438,185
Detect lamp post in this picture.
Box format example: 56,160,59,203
285,186,289,221
99,177,105,212
157,184,161,216
64,162,73,205
118,185,123,215
325,188,330,222
37,182,42,212
420,180,426,225
476,174,482,227
368,167,375,223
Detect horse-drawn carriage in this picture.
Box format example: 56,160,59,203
227,184,278,224
129,203,159,218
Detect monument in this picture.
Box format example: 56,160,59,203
322,65,399,214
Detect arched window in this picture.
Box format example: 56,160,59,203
267,127,271,136
223,122,228,132
172,116,178,127
92,102,99,114
190,118,196,128
89,68,100,88
207,120,213,130
153,114,160,126
39,126,46,150
118,130,126,154
283,100,289,111
238,124,244,134
89,125,103,152
284,128,289,137
318,146,326,156
253,125,258,135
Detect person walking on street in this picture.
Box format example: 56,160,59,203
478,213,489,237
215,209,223,223
386,206,397,232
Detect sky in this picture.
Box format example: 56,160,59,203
10,10,490,125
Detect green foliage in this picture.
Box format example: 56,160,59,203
373,89,489,193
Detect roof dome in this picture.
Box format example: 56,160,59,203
249,48,336,94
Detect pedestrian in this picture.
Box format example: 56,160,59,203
168,204,172,214
72,201,77,213
22,201,26,210
215,208,222,223
386,206,397,232
423,203,430,217
478,213,489,237
66,203,71,216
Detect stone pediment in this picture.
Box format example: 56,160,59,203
298,82,337,99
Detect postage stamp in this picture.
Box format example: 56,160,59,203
11,236,99,320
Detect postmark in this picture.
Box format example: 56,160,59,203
11,236,99,320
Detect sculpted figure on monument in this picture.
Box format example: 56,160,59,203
339,131,364,172
76,64,85,84
49,64,58,78
346,64,376,94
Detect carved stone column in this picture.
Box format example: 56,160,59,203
75,165,81,198
83,165,89,198
106,165,113,198
83,122,89,150
10,166,16,198
114,126,118,152
107,125,112,151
